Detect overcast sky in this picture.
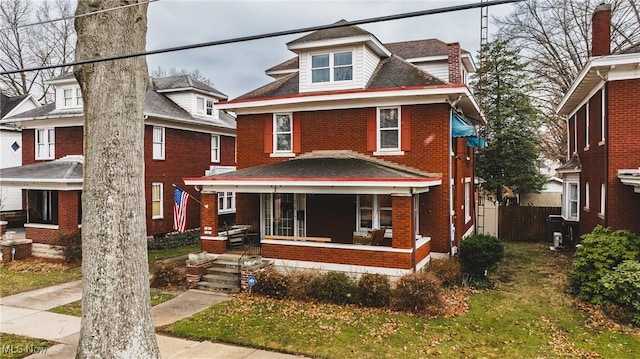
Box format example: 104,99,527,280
145,0,516,99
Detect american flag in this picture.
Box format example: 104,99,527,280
173,187,190,232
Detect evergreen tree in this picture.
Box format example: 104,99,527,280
474,39,547,202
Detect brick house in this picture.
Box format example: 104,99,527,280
184,21,485,277
556,4,640,240
0,74,236,257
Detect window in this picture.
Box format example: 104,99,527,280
151,183,163,219
600,89,606,143
600,183,606,215
565,182,579,220
33,190,57,224
378,107,400,151
63,87,82,107
218,192,236,214
262,193,305,237
152,126,165,160
10,141,20,152
464,180,471,222
311,51,353,83
274,113,292,152
585,103,590,149
35,128,55,160
211,135,220,162
573,114,577,153
357,194,393,231
197,97,214,116
584,182,590,209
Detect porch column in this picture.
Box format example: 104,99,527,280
200,192,218,236
391,194,413,249
58,190,79,232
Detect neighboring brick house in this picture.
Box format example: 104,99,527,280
185,21,485,277
0,74,236,256
556,4,640,240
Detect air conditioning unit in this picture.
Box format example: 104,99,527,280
550,232,563,251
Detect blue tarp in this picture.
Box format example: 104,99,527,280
451,111,475,137
467,136,487,148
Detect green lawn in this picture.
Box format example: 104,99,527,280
0,333,54,359
0,265,82,297
49,291,176,317
148,244,201,264
162,242,640,358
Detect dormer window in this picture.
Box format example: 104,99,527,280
63,87,82,107
197,96,214,116
311,51,353,83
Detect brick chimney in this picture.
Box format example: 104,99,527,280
447,42,462,84
591,3,611,56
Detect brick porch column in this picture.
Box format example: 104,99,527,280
58,190,79,232
200,192,226,254
391,195,413,249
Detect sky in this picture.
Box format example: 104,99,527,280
145,0,517,99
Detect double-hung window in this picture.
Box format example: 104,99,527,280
152,126,165,160
211,135,220,163
600,183,606,215
464,180,471,222
63,87,82,107
357,194,393,231
151,183,163,219
35,128,55,160
378,107,400,151
274,113,292,152
218,192,236,214
197,97,214,116
565,182,579,220
311,51,352,83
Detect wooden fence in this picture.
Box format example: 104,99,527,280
498,206,561,241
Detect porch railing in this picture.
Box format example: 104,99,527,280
237,230,261,287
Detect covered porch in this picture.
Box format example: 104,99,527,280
185,151,442,276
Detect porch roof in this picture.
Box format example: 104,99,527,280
618,168,640,193
0,155,83,190
184,151,442,194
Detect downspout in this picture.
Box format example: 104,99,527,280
448,109,454,256
603,82,608,228
411,190,416,272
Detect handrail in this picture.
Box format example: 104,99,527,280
237,229,261,288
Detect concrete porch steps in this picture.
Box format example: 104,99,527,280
196,254,242,293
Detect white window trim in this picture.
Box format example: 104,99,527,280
584,102,590,150
464,178,472,223
309,50,354,84
376,107,402,153
563,181,579,221
151,182,163,219
599,182,606,216
356,194,393,232
573,114,577,153
61,86,82,108
152,126,165,160
218,191,236,214
211,135,220,163
260,193,306,237
273,113,293,154
197,96,214,117
599,89,606,145
35,128,55,160
584,181,590,210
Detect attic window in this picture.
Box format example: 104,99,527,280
10,141,20,152
311,51,352,83
197,97,214,116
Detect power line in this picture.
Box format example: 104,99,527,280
0,0,159,32
0,0,523,76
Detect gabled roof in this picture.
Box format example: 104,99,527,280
237,55,445,101
286,20,374,46
0,155,83,190
184,150,442,194
152,75,228,100
1,93,28,118
384,39,469,58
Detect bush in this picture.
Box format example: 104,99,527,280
459,234,504,276
57,230,82,264
310,271,356,305
599,260,640,325
570,226,640,304
150,262,184,289
424,257,463,286
356,273,391,308
147,230,200,250
285,270,318,301
253,270,289,299
392,272,443,316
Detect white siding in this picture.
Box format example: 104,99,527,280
0,129,23,211
362,45,381,85
164,92,193,114
412,61,448,83
299,45,365,93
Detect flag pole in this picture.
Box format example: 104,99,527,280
172,183,202,205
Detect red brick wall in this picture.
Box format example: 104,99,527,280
591,4,611,57
57,191,80,231
235,193,260,230
447,42,461,84
391,196,412,249
306,195,355,244
22,126,84,165
1,242,32,263
199,192,218,236
25,227,59,245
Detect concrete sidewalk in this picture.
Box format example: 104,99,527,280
0,283,308,358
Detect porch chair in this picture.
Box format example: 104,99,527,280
370,227,387,246
224,223,246,250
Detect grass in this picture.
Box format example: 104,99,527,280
0,260,82,297
147,244,201,264
161,242,640,358
0,333,54,359
49,290,177,317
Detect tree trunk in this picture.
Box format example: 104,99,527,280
73,1,159,358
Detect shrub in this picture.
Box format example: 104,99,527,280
459,234,504,276
285,270,318,301
356,273,391,308
599,260,640,325
147,230,200,251
253,270,289,299
569,226,640,303
57,230,82,264
424,257,463,286
392,272,443,316
310,271,356,305
150,262,184,289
